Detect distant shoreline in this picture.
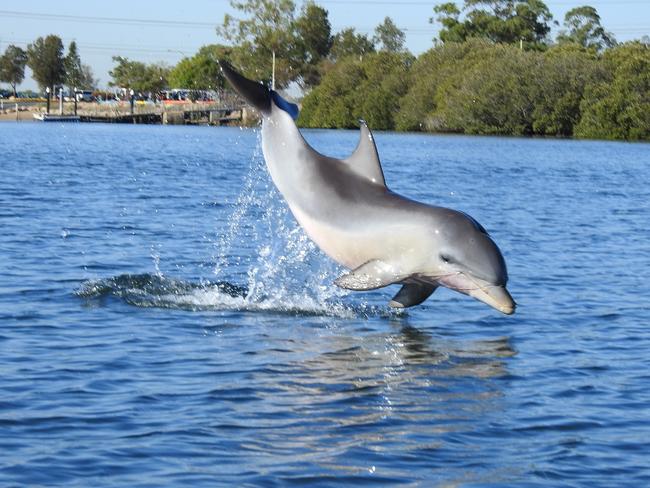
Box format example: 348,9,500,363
0,100,252,126
2,104,647,143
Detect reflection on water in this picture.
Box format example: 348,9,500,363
201,319,518,483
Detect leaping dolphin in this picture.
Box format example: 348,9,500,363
219,61,515,314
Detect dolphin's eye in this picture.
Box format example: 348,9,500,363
440,254,455,264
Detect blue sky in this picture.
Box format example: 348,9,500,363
2,0,648,91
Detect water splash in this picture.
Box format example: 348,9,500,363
208,130,358,316
77,130,391,318
76,273,247,310
211,136,266,278
76,273,358,316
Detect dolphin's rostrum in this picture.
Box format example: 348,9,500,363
219,61,515,314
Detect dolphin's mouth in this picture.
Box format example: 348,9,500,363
435,272,516,315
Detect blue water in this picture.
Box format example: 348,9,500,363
1,122,649,487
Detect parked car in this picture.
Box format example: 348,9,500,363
75,90,94,102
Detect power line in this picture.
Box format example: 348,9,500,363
0,10,217,29
318,0,650,4
0,8,646,57
4,24,646,59
1,38,201,57
2,2,650,29
0,10,645,37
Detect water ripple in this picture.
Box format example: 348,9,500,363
1,124,649,486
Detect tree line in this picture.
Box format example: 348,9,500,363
299,1,649,140
1,0,648,140
301,40,650,140
0,36,96,97
107,0,406,94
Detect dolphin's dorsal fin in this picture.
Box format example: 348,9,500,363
344,120,386,187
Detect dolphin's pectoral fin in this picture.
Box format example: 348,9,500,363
334,260,401,291
389,283,438,308
343,120,386,187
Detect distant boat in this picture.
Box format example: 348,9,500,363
33,113,80,122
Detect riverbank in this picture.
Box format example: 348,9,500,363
0,100,255,125
0,110,35,121
3,101,646,143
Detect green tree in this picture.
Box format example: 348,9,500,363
26,35,66,92
356,51,414,129
168,45,231,90
299,57,364,128
0,45,28,97
295,1,333,87
396,39,496,131
145,63,170,93
531,44,603,135
109,56,146,89
373,17,406,53
109,57,170,93
218,0,298,88
431,0,554,48
398,40,607,136
329,28,375,61
430,3,466,43
64,41,84,93
576,42,650,140
557,6,615,50
218,0,333,88
296,2,332,62
434,45,543,134
299,51,412,130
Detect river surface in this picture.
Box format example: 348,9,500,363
1,122,649,487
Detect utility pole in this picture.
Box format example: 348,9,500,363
271,50,276,91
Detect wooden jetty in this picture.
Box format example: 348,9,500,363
79,113,162,124
71,97,250,126
76,106,246,125
30,94,251,126
33,113,80,122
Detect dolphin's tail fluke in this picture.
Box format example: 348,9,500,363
219,60,299,120
218,60,272,115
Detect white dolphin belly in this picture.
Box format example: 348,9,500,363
290,203,424,272
290,204,372,269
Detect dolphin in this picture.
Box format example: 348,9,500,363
219,61,515,314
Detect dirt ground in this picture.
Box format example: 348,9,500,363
0,110,36,121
